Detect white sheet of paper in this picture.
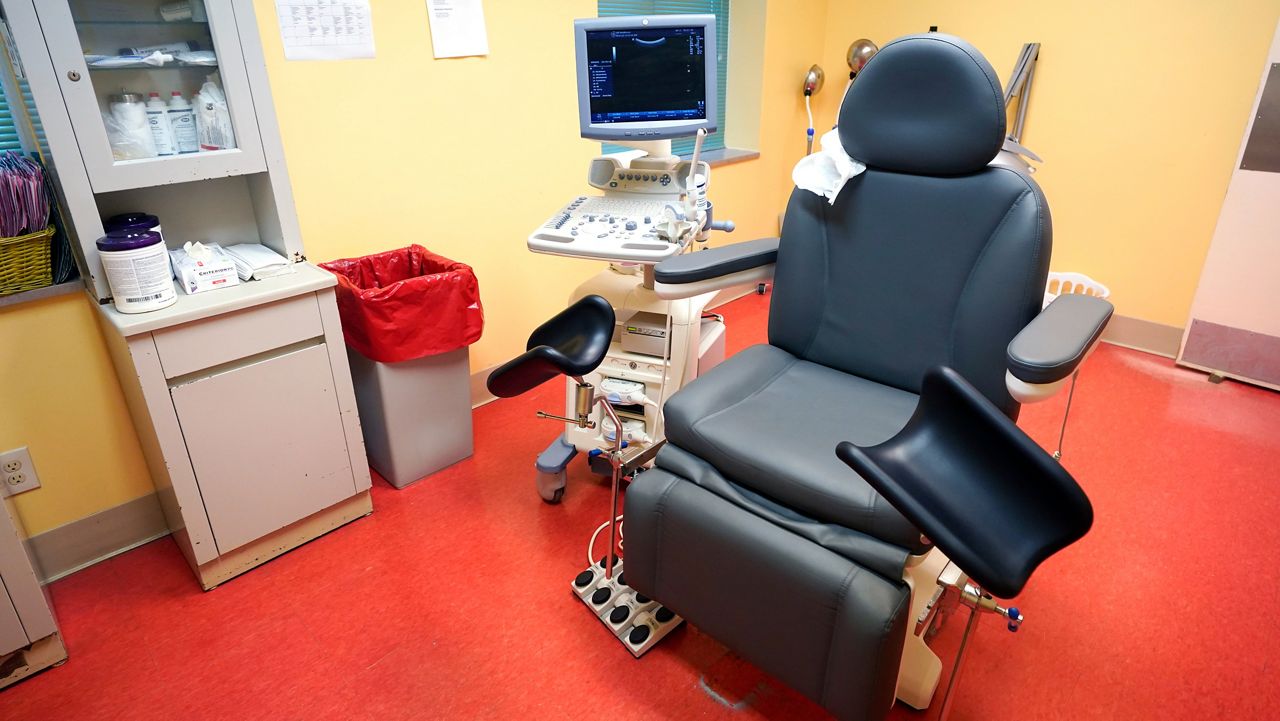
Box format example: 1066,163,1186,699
426,0,490,58
275,0,376,61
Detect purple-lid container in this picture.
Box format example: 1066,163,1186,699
104,213,160,232
96,228,163,251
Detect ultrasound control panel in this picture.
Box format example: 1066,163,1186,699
529,195,684,264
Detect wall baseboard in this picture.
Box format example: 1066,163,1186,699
1101,314,1184,358
26,493,169,583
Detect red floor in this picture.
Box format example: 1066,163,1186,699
7,292,1280,720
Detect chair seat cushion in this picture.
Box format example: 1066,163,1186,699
663,343,928,552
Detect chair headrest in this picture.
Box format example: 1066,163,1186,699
838,33,1006,176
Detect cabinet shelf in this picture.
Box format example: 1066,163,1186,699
75,19,209,27
100,264,334,337
86,60,219,71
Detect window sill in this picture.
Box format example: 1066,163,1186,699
0,280,83,310
678,147,760,167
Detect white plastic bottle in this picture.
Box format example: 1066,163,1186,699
145,92,176,156
167,91,199,154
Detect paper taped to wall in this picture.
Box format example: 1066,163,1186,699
275,0,375,61
426,0,489,59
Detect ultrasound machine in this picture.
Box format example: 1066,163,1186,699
526,14,738,503
506,14,745,655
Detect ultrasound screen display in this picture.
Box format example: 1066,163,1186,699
585,26,707,124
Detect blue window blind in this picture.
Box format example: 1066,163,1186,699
598,0,730,156
0,81,21,153
20,79,47,156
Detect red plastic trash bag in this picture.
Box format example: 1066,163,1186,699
320,245,483,363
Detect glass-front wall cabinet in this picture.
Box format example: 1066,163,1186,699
37,0,265,192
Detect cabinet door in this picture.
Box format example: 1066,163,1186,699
0,578,28,656
36,0,266,193
170,343,357,554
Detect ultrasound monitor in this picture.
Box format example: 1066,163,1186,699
574,15,718,142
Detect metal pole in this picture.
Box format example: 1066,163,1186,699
937,602,982,721
598,398,626,580
1054,369,1079,461
1012,45,1039,144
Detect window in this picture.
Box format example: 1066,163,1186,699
598,0,730,156
0,82,21,153
0,77,43,156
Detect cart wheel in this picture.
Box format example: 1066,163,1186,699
537,469,568,503
756,283,768,295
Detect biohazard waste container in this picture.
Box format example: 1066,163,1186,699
321,245,483,488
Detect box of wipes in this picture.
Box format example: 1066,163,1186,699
169,241,239,295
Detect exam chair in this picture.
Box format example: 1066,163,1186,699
621,34,1114,720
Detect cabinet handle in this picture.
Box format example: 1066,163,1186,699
67,70,81,81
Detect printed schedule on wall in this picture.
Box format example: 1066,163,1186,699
275,0,376,61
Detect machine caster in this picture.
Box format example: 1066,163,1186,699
537,469,568,504
756,283,768,295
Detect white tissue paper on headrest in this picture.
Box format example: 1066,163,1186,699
183,241,213,261
792,128,867,205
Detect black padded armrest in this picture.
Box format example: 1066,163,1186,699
653,237,779,284
1007,294,1114,385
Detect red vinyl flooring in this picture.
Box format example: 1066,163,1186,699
5,291,1279,720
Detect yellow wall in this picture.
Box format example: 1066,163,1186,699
815,0,1280,327
4,0,820,537
0,294,153,535
16,0,1265,539
249,0,818,372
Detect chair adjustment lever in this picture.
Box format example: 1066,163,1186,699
536,381,599,428
955,582,1023,632
536,410,596,429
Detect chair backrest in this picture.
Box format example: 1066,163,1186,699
768,34,1051,417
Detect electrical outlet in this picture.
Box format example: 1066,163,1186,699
0,447,40,496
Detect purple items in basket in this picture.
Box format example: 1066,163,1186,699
0,151,51,238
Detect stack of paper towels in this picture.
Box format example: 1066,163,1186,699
225,243,294,281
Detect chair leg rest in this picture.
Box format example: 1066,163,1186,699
624,468,911,721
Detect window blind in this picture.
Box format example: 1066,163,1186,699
0,81,21,153
598,0,730,156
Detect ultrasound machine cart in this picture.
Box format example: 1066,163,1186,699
489,14,757,657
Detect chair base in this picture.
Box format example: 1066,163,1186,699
896,549,949,708
570,558,684,657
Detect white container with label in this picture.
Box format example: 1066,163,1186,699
145,92,176,156
96,229,177,313
167,92,199,154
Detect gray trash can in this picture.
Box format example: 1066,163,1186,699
347,347,473,488
320,245,484,489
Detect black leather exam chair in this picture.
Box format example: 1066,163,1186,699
623,33,1112,721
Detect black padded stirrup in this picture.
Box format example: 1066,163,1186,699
836,366,1093,598
486,294,615,398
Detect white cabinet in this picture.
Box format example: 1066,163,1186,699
100,273,372,590
35,0,266,193
2,0,304,304
3,0,375,589
172,343,357,553
0,499,66,687
0,582,26,656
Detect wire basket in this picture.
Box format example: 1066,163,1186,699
1043,271,1109,309
0,225,55,296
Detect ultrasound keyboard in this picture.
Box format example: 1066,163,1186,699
529,195,685,264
